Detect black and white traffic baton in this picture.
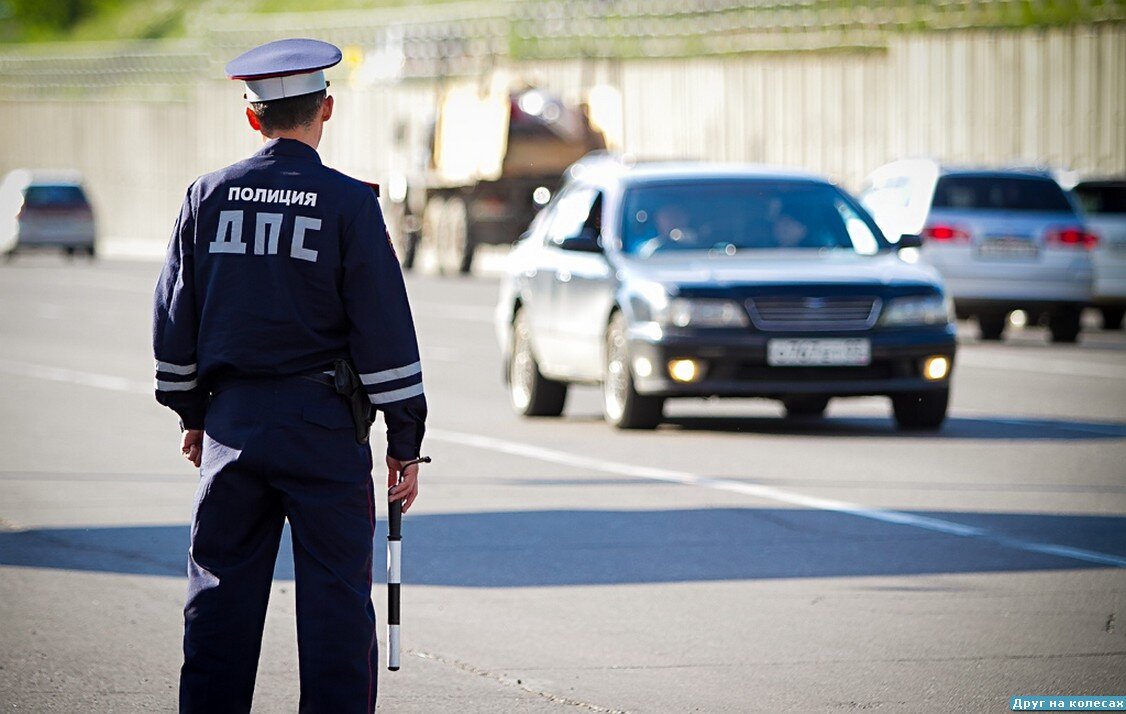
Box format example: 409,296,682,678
387,455,429,671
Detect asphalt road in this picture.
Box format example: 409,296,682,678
1,255,1124,712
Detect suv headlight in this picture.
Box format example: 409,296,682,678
880,294,952,326
662,298,749,328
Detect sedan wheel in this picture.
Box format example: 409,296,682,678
977,311,1007,341
1048,306,1082,343
602,313,663,429
1100,306,1125,331
509,308,567,417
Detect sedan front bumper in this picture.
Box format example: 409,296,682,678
627,324,956,398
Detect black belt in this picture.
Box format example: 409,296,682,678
209,364,372,445
298,371,335,389
211,369,335,395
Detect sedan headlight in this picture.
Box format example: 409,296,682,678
880,294,952,326
662,298,750,328
627,281,749,329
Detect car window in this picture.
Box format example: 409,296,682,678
932,176,1072,212
544,186,598,246
619,180,888,257
24,185,88,208
1072,183,1126,215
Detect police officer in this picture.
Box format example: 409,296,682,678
152,38,426,713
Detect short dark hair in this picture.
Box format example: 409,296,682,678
249,90,326,133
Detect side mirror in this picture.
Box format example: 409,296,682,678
557,226,603,253
897,234,923,249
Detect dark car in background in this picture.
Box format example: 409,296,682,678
495,157,957,431
0,169,97,259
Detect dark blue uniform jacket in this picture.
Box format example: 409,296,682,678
153,138,426,460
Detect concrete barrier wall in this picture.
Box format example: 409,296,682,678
1,25,1122,250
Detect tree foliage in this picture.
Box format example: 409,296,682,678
9,0,90,30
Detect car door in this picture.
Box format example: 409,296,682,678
538,188,612,378
549,192,614,380
519,184,590,375
506,196,563,368
537,185,604,377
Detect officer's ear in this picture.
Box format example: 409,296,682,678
245,107,263,132
321,95,334,124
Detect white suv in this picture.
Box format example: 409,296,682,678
860,160,1095,343
0,169,97,259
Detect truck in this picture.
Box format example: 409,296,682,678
386,73,606,274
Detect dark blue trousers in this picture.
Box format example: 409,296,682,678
179,380,377,714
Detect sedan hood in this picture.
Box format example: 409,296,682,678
618,250,943,290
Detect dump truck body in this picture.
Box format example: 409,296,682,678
390,76,605,274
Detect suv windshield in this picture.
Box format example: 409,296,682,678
620,180,887,257
1073,182,1126,215
932,175,1072,212
24,185,88,208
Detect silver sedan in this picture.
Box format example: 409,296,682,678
861,161,1094,343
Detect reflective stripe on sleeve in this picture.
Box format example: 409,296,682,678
155,360,197,376
155,378,199,392
368,382,424,405
360,361,422,386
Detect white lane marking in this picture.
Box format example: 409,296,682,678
428,428,1126,569
4,357,1122,569
957,350,1126,380
17,352,1112,437
0,358,149,394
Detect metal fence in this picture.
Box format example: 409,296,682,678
3,1,1124,95
0,43,206,98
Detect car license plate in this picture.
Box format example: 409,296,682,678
978,236,1039,259
767,338,871,366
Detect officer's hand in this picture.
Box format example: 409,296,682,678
386,456,420,514
181,429,203,468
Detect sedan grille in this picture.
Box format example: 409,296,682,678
746,296,881,331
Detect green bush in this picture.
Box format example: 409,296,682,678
9,0,90,30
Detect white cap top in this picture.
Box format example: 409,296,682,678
244,71,327,102
225,38,341,103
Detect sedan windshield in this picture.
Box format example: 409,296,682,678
619,180,887,257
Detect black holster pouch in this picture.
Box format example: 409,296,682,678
332,359,376,445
